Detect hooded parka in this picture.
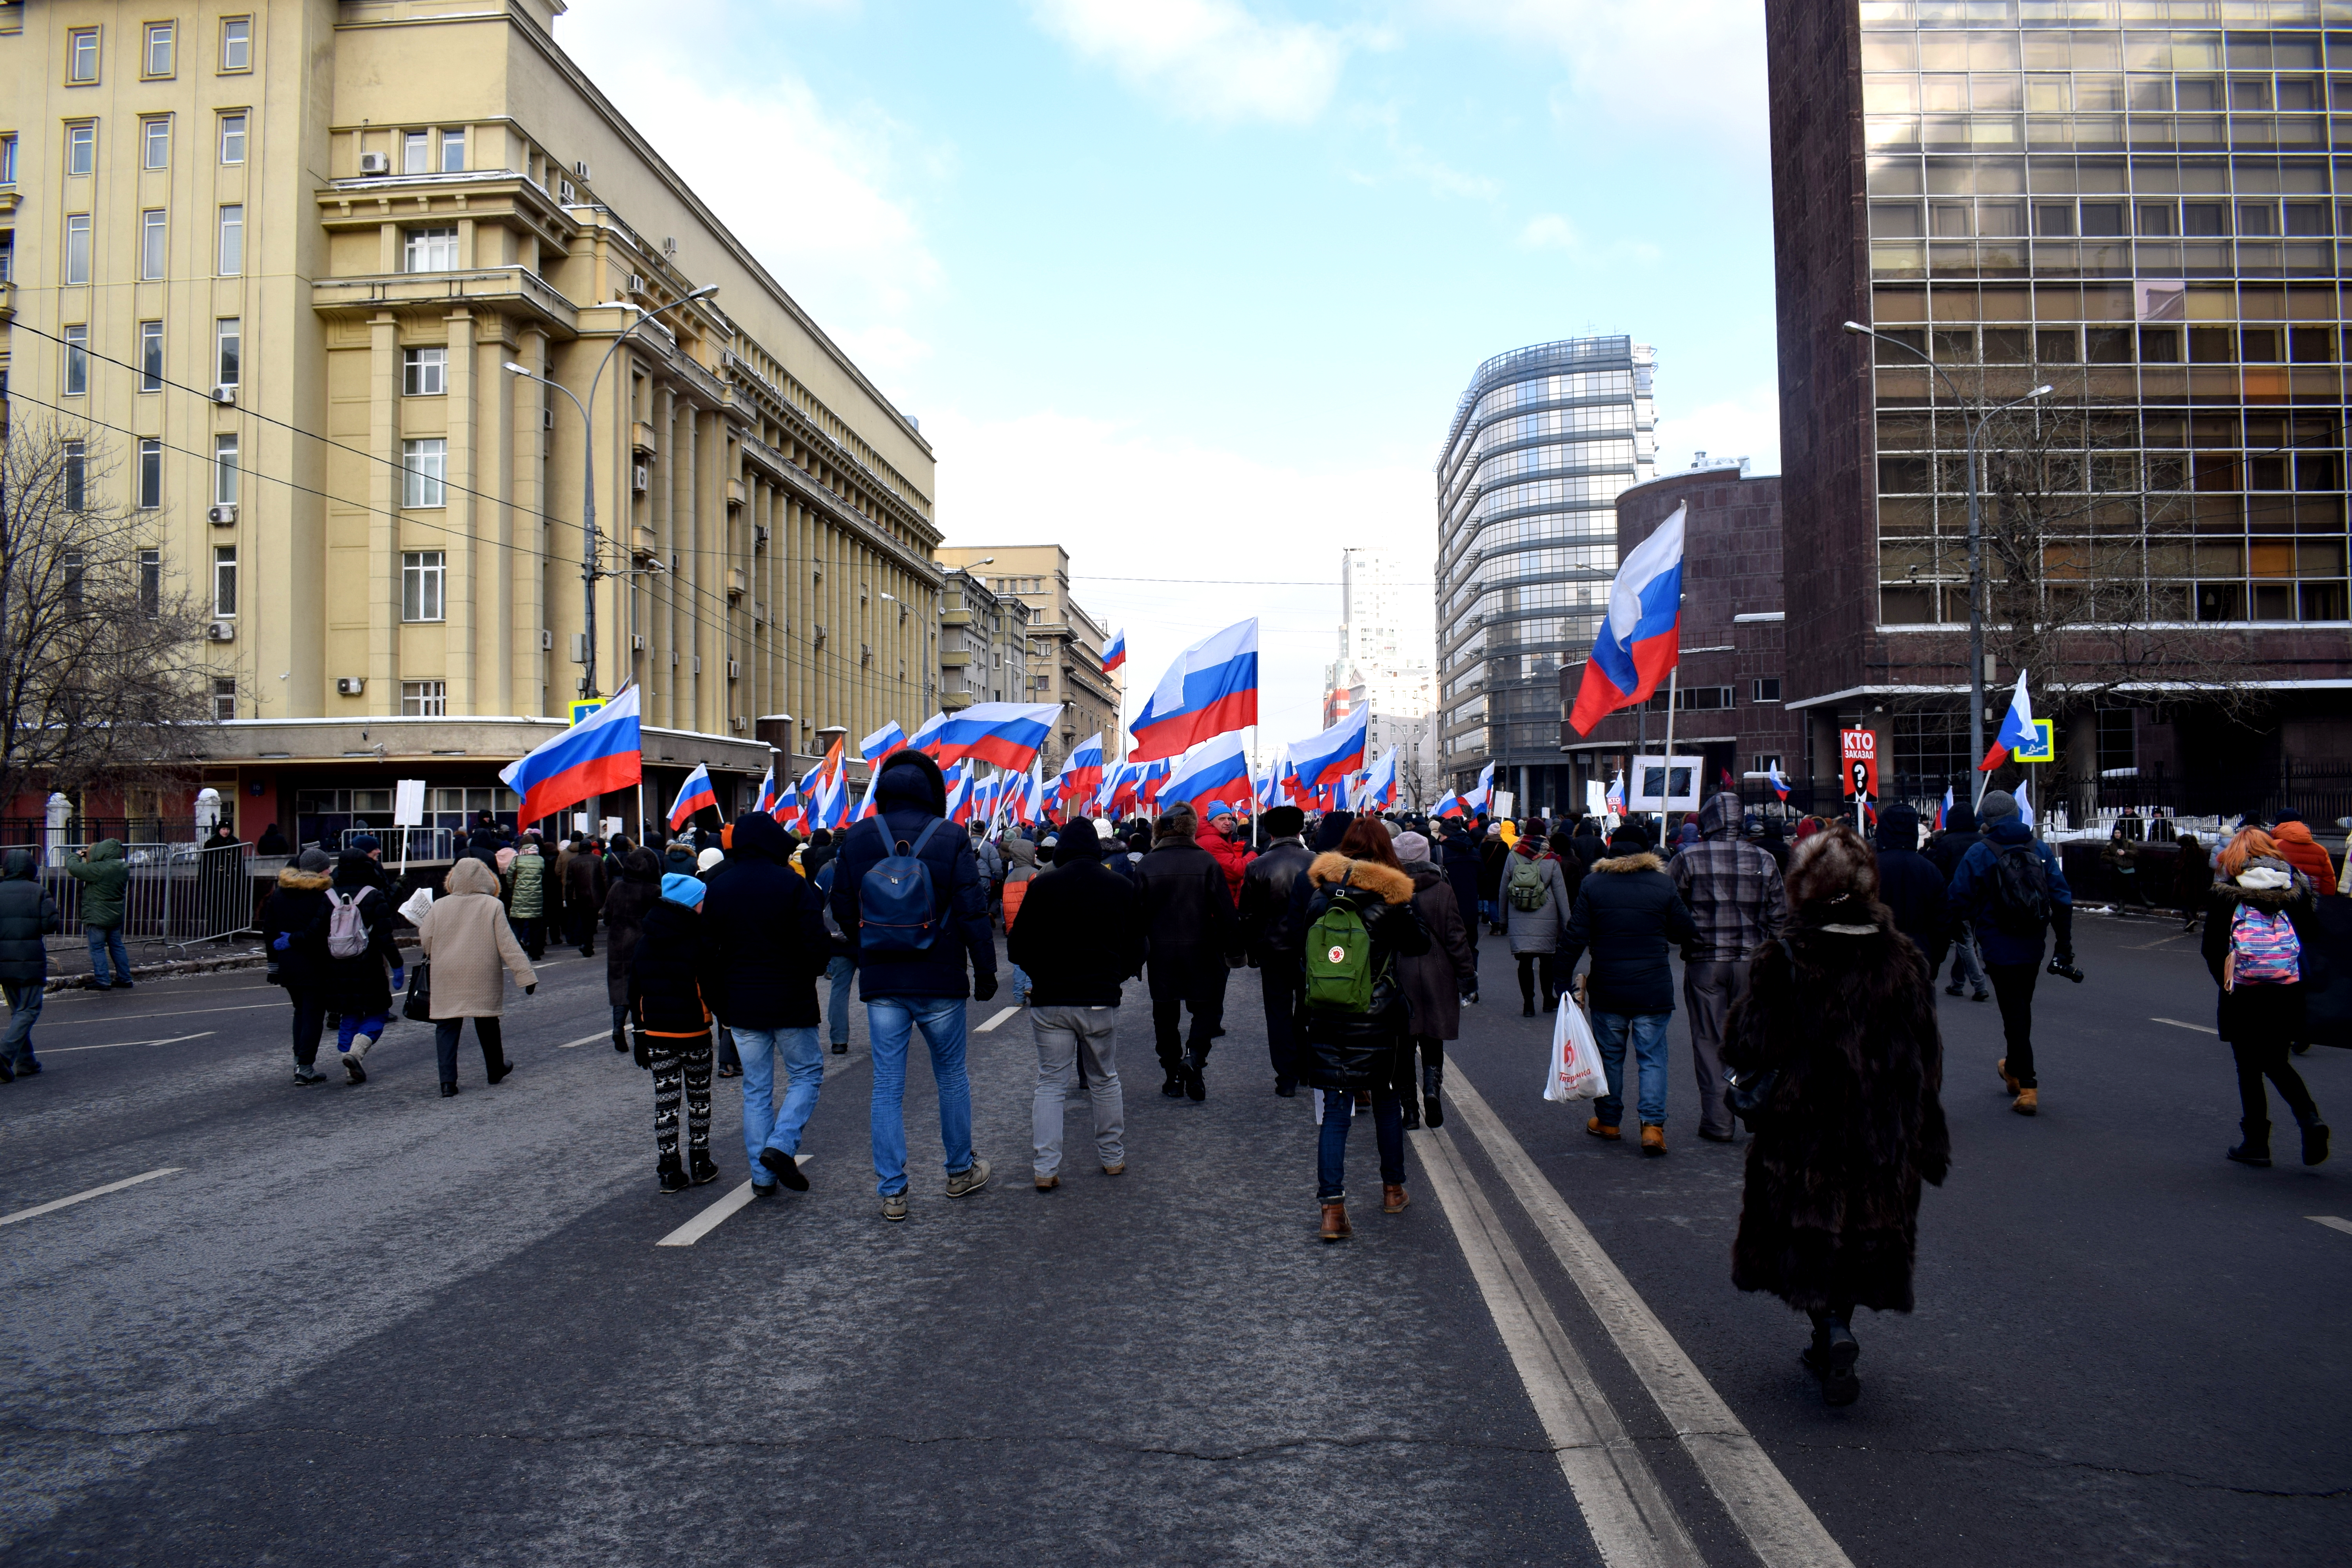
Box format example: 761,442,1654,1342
0,849,61,984
66,839,131,929
601,848,664,1007
1293,852,1430,1089
417,857,536,1018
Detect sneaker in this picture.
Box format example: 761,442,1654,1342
831,1042,849,1056
293,1064,327,1085
1034,1174,1060,1191
945,1158,992,1198
759,1146,809,1192
2227,1140,2272,1168
1101,1162,1126,1176
881,1191,908,1222
111,979,136,990
1944,983,1965,997
1971,989,1990,1003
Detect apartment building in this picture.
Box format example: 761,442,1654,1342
938,568,1028,712
0,0,940,846
936,543,1121,773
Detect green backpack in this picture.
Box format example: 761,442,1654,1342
1506,852,1549,913
1304,884,1379,1013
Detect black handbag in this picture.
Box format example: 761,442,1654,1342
1724,1063,1779,1130
403,960,432,1022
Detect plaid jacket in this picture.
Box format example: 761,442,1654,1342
1669,834,1788,963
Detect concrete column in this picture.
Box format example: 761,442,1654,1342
445,310,478,715
510,326,547,715
367,311,399,710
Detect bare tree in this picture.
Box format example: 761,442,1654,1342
0,417,218,815
1397,749,1431,812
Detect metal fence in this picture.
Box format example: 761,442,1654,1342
0,842,260,953
1727,766,2352,831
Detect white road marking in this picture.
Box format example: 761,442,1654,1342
556,1030,617,1049
2308,1216,2352,1238
655,1158,813,1247
33,1002,285,1027
1,1167,183,1227
1415,1123,1704,1568
975,1006,1020,1033
38,1031,217,1056
2129,935,2193,949
1448,1072,1855,1568
2153,1016,2218,1035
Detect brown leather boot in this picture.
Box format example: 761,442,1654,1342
2012,1087,2038,1116
1640,1123,1667,1156
1586,1117,1621,1141
1996,1058,2021,1096
1382,1183,1410,1214
1319,1201,1352,1241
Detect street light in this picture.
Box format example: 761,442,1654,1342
1843,321,2050,803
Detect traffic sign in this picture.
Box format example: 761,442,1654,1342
2012,717,2056,764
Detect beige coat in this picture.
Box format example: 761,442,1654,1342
417,857,537,1018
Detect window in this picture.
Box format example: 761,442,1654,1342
64,442,87,512
217,205,243,274
145,22,175,77
141,209,167,279
214,434,239,505
216,319,241,387
65,215,92,285
2034,201,2074,238
138,550,161,617
0,232,11,283
63,325,89,395
403,226,457,272
402,346,446,396
220,18,251,73
218,113,246,164
142,116,170,169
401,439,446,508
211,677,237,721
66,123,95,176
2096,709,2136,775
0,134,16,184
212,546,238,616
403,130,429,175
138,439,162,508
64,552,85,603
439,128,465,172
1752,677,1782,703
401,552,446,621
69,27,100,83
139,321,163,390
1751,754,1783,778
401,680,448,716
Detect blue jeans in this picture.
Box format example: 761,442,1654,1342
87,926,130,985
825,955,856,1045
1591,1011,1671,1127
2,979,44,1069
737,1025,824,1180
1317,1087,1404,1202
866,996,974,1196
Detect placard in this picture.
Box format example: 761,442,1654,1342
1840,728,1878,801
1629,755,1702,812
392,779,427,828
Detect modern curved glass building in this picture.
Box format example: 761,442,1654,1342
1435,336,1656,814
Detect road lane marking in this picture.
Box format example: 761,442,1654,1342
557,1029,617,1049
1415,1123,1703,1568
1,1167,183,1227
1448,1071,1855,1568
38,1031,217,1056
655,1159,813,1247
2153,1016,2218,1034
2308,1217,2352,1238
32,1002,286,1028
975,1006,1020,1033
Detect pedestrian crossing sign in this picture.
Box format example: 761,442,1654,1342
2012,717,2056,764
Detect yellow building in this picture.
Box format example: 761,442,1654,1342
936,544,1120,773
0,0,940,846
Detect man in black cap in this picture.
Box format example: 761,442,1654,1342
1238,804,1313,1094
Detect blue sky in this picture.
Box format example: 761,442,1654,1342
560,0,1775,746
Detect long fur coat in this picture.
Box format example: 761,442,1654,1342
1721,829,1951,1316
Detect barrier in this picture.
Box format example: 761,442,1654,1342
0,841,260,955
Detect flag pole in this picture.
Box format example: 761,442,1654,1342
1658,663,1679,839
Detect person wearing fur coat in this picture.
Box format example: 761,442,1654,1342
1721,823,1950,1409
2202,828,2328,1169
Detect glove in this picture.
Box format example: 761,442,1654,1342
390,966,406,994
524,983,536,996
632,1029,652,1070
272,933,290,951
973,972,999,1003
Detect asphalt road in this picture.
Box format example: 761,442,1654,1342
2,907,2346,1565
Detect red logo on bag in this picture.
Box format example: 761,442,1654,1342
1327,945,1346,964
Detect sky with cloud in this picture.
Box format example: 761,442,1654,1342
557,0,1775,752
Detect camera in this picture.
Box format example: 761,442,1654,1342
2047,957,2085,984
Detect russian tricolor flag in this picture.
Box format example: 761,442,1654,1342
860,721,908,765
1569,502,1686,735
770,773,804,832
1977,671,2036,772
1466,761,1496,815
1287,708,1367,795
666,763,718,831
1103,629,1125,675
501,684,644,826
1431,788,1461,820
1361,747,1398,811
1934,785,1951,831
753,760,780,815
1061,732,1105,811
1161,733,1254,816
932,701,1062,771
1769,760,1790,802
1129,619,1257,762
908,711,948,757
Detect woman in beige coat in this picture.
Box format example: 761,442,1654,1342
418,856,537,1096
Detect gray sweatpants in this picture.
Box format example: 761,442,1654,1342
1032,1005,1124,1179
1682,959,1747,1141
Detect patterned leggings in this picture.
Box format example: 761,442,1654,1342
650,1033,714,1162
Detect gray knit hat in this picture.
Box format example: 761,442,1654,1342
1977,789,2020,822
295,848,332,871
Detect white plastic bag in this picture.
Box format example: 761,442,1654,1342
1545,994,1605,1102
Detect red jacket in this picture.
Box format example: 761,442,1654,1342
1199,824,1255,902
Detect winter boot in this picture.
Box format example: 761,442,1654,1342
2303,1122,2331,1167
1400,1096,1421,1131
690,1151,720,1186
1319,1201,1352,1241
1423,1062,1445,1129
1586,1118,1620,1141
2227,1123,2273,1167
657,1155,689,1193
1996,1058,2020,1096
1161,1068,1185,1099
1381,1184,1410,1214
2011,1087,2038,1116
1802,1319,1861,1407
343,1034,376,1085
1640,1123,1667,1156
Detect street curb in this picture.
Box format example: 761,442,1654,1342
43,933,423,993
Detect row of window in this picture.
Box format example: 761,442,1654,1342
42,114,252,179
61,317,239,395
59,425,441,517
55,204,244,283
1871,196,2349,236
1878,450,2345,491
1872,322,2340,364
1881,581,2348,623
1632,681,1783,713
1862,71,2350,115
62,18,252,84
1858,28,2333,74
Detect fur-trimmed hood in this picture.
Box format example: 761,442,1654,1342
1590,851,1663,875
276,866,331,892
1306,851,1415,905
2224,855,2310,914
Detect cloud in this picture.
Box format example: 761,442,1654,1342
1422,0,1766,141
1519,213,1580,251
1653,382,1783,478
1027,0,1356,125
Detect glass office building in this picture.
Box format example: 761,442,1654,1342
1435,337,1656,812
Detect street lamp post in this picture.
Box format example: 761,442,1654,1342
1842,322,2049,805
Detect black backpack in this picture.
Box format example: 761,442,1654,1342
1985,844,2051,937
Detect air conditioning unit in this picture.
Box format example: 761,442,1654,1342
358,152,390,175
207,504,237,527
753,525,769,549
557,178,575,205
631,464,650,493
730,716,746,733
569,632,588,664
631,633,646,652
624,272,645,296
574,160,592,181
212,384,237,406
336,677,365,697
206,620,235,642
691,655,702,675
726,659,740,680
539,630,553,652
543,408,554,431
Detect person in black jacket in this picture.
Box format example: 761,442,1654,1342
702,811,831,1197
1924,801,1989,1002
1237,805,1314,1095
0,848,60,1081
1132,803,1240,1102
260,849,338,1085
1558,826,1700,1154
630,872,724,1192
1298,819,1431,1240
829,748,998,1221
321,849,405,1085
1569,816,1608,870
1009,818,1147,1188
1872,805,1949,983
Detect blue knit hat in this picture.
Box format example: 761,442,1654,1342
659,871,706,907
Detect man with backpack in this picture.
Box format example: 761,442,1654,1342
829,748,998,1221
1946,788,2075,1116
1238,805,1314,1095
